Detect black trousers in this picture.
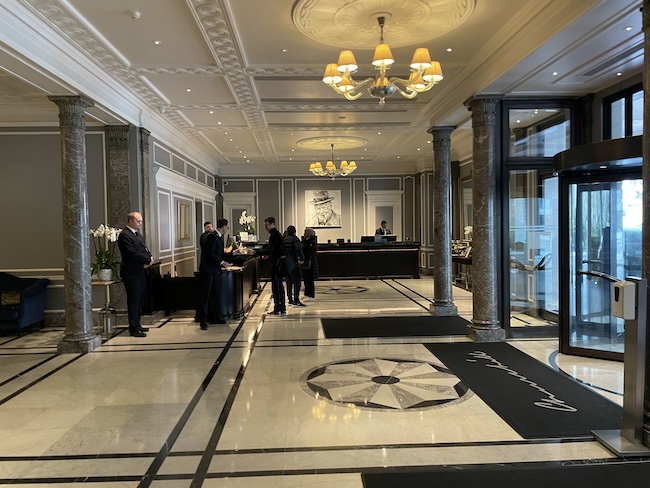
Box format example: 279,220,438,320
123,272,147,332
198,270,220,322
285,263,302,302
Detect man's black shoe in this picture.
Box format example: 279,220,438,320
129,330,146,337
139,327,150,332
200,322,208,330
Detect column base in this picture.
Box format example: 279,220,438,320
467,325,506,342
429,303,458,316
57,334,102,354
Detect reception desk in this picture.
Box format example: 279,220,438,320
147,256,260,320
259,242,420,279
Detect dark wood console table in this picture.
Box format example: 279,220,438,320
147,256,260,319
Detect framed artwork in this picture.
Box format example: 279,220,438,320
177,200,191,241
305,189,342,228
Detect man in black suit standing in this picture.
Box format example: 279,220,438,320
198,218,231,330
117,211,154,338
375,220,391,235
199,221,214,248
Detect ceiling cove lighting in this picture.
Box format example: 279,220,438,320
322,16,443,106
309,144,357,179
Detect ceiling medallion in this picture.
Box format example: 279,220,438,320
292,0,475,49
297,136,368,150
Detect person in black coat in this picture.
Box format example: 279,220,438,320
198,218,231,330
262,216,286,315
117,211,154,337
283,225,305,306
301,227,318,302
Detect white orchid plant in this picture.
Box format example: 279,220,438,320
238,211,256,234
464,226,473,238
89,224,122,275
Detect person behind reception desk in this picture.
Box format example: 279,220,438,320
117,211,154,338
301,227,318,302
283,225,305,306
198,218,232,330
262,216,287,315
375,220,391,235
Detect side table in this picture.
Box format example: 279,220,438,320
92,279,120,340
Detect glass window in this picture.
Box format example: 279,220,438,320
509,108,570,158
604,85,643,139
610,98,625,139
632,89,643,136
509,170,559,328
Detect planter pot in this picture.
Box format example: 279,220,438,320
97,268,113,281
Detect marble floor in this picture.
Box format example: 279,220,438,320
0,278,628,487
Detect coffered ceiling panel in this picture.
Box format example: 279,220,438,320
0,0,643,175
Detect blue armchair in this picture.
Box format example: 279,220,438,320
0,272,50,336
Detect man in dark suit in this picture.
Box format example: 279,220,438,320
117,211,154,337
199,221,214,248
198,218,231,330
375,220,391,235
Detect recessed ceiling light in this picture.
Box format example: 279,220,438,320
289,157,292,161
186,88,191,92
377,131,381,135
616,72,622,76
600,165,608,169
154,40,162,45
552,71,558,76
229,138,233,142
291,149,294,152
417,148,421,151
516,119,521,123
446,48,452,52
281,48,288,52
364,148,367,151
397,156,400,159
218,121,221,125
625,26,632,31
209,110,214,114
427,140,431,143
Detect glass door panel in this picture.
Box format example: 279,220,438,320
567,178,642,355
508,170,559,331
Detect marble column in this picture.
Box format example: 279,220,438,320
48,95,102,354
106,125,132,226
139,128,152,240
464,96,505,342
640,0,650,448
428,126,458,317
106,125,132,313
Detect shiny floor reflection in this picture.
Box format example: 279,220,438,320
0,279,624,486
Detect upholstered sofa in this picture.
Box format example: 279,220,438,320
0,272,50,336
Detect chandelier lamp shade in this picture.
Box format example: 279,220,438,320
322,16,443,105
309,144,357,179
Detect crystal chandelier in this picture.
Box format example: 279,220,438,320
309,144,357,179
322,16,443,106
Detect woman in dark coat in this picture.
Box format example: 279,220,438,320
301,227,318,302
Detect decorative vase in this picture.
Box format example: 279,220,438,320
97,268,113,281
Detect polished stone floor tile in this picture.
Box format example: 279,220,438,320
0,278,629,486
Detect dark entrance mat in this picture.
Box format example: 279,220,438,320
362,460,650,488
321,316,471,338
424,342,622,438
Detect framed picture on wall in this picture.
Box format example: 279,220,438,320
305,189,342,228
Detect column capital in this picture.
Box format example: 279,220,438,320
427,125,456,136
48,94,94,110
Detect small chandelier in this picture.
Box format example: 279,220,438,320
309,144,357,179
322,16,443,106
